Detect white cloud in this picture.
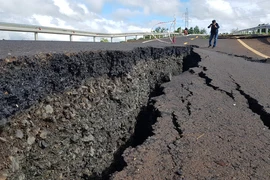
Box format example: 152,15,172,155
187,0,270,33
84,0,109,12
112,8,142,20
78,3,90,14
0,0,269,41
116,0,183,16
53,0,77,16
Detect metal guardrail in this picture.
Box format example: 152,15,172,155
0,22,180,42
233,24,270,35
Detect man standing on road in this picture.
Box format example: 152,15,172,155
184,28,188,35
208,20,220,48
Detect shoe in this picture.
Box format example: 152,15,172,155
212,46,215,48
208,45,211,48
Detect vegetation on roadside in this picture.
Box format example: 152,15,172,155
100,38,109,42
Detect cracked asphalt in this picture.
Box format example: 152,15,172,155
0,37,270,179
112,47,270,179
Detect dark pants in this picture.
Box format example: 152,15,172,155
209,33,218,47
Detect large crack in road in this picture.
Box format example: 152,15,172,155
1,44,270,180
112,47,270,180
100,48,201,179
0,46,204,180
230,76,270,129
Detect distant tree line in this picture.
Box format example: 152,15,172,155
175,26,207,34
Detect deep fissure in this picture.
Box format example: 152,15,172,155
186,101,192,116
0,46,203,180
235,82,270,129
216,51,269,64
183,50,201,72
89,88,162,180
172,112,183,137
181,84,193,116
198,71,235,100
94,49,202,179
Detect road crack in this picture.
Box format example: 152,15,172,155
230,76,270,129
215,51,269,63
198,71,235,100
171,112,183,137
181,84,193,116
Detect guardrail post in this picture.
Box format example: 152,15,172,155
259,28,262,34
93,36,96,42
111,37,113,43
34,32,38,40
69,35,73,41
266,28,269,34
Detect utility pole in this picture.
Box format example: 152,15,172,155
185,8,189,28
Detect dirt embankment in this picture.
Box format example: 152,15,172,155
0,46,199,180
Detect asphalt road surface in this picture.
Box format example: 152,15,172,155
1,36,270,179
0,36,269,60
112,37,270,180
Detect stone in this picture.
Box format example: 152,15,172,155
70,135,79,143
45,105,54,114
32,128,40,136
39,130,48,139
176,169,182,176
127,74,132,80
214,160,227,167
0,137,7,142
15,130,24,139
39,140,49,149
21,120,30,127
168,143,175,150
27,136,36,145
81,134,95,142
90,147,95,157
0,172,7,180
18,174,25,180
9,156,20,172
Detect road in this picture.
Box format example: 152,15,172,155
0,36,270,179
111,37,270,179
0,36,269,60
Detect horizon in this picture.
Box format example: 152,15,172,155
0,0,269,41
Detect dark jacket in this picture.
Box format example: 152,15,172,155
208,23,219,34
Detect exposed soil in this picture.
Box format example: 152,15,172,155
0,46,193,180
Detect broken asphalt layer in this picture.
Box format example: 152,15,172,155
112,48,270,180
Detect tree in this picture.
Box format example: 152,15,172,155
154,26,168,33
154,26,161,33
200,28,207,34
100,38,109,42
175,27,182,33
188,27,194,34
194,26,200,34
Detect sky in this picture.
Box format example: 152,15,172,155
0,0,269,41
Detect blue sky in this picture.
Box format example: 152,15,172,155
0,0,269,41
